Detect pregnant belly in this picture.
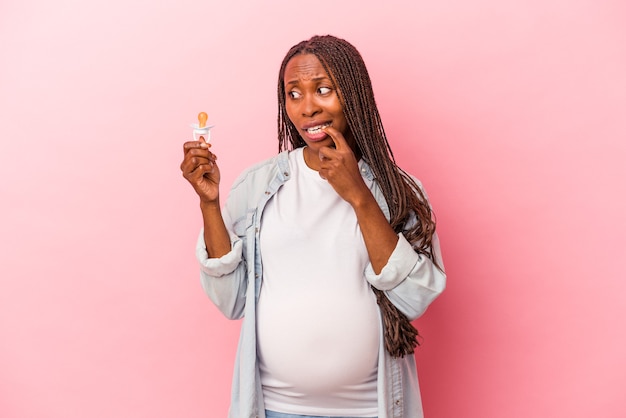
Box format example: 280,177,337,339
257,291,380,395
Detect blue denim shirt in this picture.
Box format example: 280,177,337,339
196,151,446,418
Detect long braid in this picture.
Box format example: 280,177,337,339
277,35,438,357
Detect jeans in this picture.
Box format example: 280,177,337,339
265,410,377,418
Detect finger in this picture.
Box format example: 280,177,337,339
183,140,209,154
318,148,332,161
322,125,348,150
183,139,209,150
180,152,215,175
192,162,216,177
182,152,216,174
318,141,340,161
185,144,217,161
185,159,217,180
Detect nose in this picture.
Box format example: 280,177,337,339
301,93,321,117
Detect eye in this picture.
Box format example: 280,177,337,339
287,90,301,99
318,87,332,95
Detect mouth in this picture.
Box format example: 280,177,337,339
304,122,332,135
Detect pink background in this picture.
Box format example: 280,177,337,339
1,0,625,417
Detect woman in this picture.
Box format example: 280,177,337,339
181,35,446,418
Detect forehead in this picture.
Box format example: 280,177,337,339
284,53,330,83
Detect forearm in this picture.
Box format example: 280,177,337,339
352,192,399,274
200,200,232,258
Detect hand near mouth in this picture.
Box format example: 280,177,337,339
318,126,371,207
318,126,399,273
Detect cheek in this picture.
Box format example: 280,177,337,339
339,112,350,135
334,109,348,127
284,104,298,124
330,99,346,120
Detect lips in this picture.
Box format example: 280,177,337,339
305,122,332,134
300,121,332,142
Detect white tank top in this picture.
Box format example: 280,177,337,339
257,148,380,417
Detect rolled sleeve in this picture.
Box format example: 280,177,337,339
366,232,446,320
365,233,420,290
196,229,247,319
195,229,243,276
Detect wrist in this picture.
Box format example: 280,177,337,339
200,199,221,211
349,187,377,211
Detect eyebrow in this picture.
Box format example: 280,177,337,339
285,76,329,86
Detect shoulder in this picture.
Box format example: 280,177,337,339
230,150,290,191
363,159,427,197
224,151,292,215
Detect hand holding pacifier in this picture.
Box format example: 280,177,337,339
182,111,220,203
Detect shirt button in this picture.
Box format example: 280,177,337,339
284,171,289,176
265,191,270,195
395,399,401,405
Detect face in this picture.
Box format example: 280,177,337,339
283,54,356,163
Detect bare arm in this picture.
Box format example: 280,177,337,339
199,201,231,258
180,137,231,258
349,189,399,274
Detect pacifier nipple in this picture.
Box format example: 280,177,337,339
198,112,208,128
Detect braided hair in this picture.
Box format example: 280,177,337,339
277,35,438,358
